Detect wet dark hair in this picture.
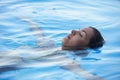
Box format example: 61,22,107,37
88,27,105,49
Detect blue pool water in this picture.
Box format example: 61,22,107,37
0,0,120,80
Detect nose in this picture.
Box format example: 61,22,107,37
71,30,77,35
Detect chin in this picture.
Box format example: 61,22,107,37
62,39,66,46
62,39,65,45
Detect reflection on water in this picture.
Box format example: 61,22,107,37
0,0,120,80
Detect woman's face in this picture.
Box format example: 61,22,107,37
62,27,94,49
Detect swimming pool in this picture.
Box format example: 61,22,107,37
0,0,120,80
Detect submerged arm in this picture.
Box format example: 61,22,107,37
20,17,43,37
19,17,46,46
39,51,104,80
60,56,105,80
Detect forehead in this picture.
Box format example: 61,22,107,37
80,27,94,39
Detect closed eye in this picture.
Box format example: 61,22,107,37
81,31,87,38
78,31,82,37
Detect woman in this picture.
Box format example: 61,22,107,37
20,17,105,80
62,27,104,50
21,17,105,51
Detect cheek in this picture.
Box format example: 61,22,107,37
70,37,88,47
70,38,81,46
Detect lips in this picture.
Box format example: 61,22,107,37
67,34,71,39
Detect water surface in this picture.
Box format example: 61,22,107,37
0,0,120,80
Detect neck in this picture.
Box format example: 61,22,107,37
62,45,86,51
